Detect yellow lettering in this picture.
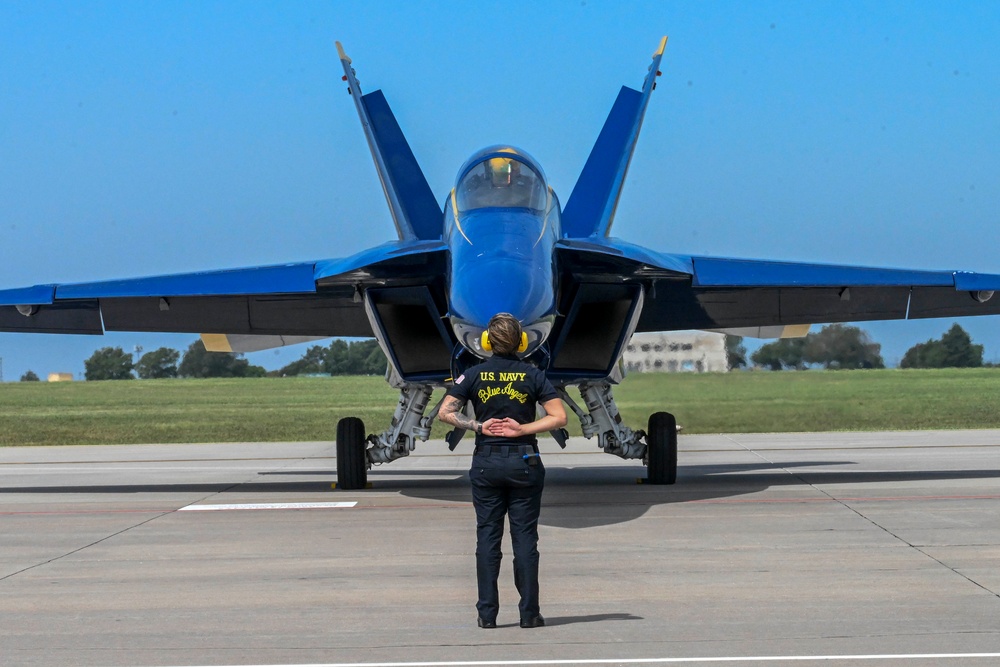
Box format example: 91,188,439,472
480,371,495,381
504,382,528,404
476,382,529,405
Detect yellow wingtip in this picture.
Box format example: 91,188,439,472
781,324,812,339
200,334,233,353
655,36,668,57
335,40,351,64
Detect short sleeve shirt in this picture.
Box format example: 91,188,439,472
447,354,559,447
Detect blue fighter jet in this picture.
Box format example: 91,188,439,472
3,38,999,489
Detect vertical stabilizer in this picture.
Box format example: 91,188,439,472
336,42,441,241
562,37,667,238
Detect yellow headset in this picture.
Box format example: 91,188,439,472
481,330,529,353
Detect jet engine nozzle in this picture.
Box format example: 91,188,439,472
972,290,995,303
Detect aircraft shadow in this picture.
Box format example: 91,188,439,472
382,462,1000,529
7,462,1000,529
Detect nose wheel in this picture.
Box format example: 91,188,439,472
336,417,368,490
645,411,677,485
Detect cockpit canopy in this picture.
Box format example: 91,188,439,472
455,147,548,213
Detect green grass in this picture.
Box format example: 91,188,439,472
1,369,998,447
616,368,1000,433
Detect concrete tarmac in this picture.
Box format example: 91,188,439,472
2,431,1000,667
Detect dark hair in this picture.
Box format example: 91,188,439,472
487,313,522,355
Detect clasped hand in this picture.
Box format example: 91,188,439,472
482,417,524,438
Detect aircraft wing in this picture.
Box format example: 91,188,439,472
0,240,447,343
556,238,1000,333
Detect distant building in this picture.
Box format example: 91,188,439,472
47,373,74,382
623,331,728,373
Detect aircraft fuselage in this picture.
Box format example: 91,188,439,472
444,146,561,358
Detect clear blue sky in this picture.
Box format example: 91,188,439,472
2,0,999,380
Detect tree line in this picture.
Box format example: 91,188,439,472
728,322,989,371
80,341,268,381
15,322,992,381
16,338,388,381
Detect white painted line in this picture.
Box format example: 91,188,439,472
178,502,357,512
172,652,1000,666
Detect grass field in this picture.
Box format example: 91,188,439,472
1,368,998,447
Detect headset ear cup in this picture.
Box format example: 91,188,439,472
481,331,492,352
517,331,529,353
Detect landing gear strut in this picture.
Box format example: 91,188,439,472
559,381,678,485
335,380,442,490
335,378,679,488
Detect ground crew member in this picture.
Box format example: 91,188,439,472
438,312,567,629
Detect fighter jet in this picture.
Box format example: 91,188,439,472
3,38,999,489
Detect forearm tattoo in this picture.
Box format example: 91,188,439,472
440,396,478,432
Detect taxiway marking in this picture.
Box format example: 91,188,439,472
174,652,1000,666
178,502,357,511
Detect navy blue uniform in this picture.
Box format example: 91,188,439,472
447,353,559,623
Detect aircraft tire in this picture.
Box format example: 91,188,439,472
646,411,678,485
336,417,368,490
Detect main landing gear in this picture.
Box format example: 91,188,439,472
558,381,678,485
335,417,367,490
335,382,439,490
335,379,678,489
645,411,678,485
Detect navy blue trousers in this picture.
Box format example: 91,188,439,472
469,448,544,622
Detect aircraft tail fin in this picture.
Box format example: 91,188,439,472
336,42,441,241
562,37,667,238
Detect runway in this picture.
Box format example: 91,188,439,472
2,430,1000,667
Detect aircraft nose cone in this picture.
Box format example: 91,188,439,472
450,256,554,327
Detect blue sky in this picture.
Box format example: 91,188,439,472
2,1,999,380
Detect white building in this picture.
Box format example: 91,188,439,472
623,331,728,373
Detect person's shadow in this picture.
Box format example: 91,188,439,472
489,612,643,628
542,612,643,627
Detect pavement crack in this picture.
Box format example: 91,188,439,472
0,510,175,583
3,452,324,582
722,435,1000,601
0,471,262,583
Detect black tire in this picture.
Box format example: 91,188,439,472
646,412,678,485
336,417,368,490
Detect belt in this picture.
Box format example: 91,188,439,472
474,444,538,456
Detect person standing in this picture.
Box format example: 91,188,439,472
438,312,567,629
